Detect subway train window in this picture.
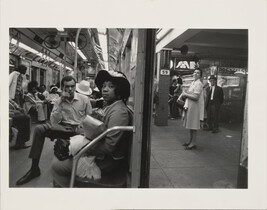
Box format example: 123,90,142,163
9,28,248,189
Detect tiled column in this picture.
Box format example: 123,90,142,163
154,50,171,126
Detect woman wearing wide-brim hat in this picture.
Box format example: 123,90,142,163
51,70,132,187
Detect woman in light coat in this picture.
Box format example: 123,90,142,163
180,69,204,149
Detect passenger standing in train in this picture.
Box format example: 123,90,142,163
16,76,92,186
180,69,204,150
51,70,131,187
9,64,27,107
205,75,224,133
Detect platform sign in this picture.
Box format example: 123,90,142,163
160,69,170,75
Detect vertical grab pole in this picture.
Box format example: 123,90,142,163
74,28,82,80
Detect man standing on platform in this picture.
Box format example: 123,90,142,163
205,75,224,133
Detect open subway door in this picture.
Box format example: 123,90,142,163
119,29,156,187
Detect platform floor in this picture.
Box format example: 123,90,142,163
149,118,241,188
9,118,242,188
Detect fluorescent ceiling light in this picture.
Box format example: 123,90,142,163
11,38,39,55
56,28,64,32
55,61,64,67
10,38,73,70
68,41,87,60
66,66,73,71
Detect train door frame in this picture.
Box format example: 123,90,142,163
121,29,156,187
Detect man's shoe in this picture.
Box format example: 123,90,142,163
13,144,31,150
182,142,190,146
16,168,41,185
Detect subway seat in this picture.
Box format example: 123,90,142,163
71,106,133,188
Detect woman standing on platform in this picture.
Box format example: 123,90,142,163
180,69,204,150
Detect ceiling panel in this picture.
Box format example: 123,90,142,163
165,29,248,59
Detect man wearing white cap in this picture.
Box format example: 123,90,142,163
75,80,92,96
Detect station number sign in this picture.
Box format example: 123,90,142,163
160,69,170,75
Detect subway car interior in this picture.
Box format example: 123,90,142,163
9,28,248,188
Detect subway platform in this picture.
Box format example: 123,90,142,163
9,118,242,188
149,117,242,188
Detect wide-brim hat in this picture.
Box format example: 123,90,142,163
95,70,130,99
50,86,58,92
209,75,217,80
76,80,92,96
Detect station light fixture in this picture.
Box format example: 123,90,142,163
68,41,87,60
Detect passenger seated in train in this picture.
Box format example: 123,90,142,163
75,79,104,108
9,99,31,149
22,74,30,95
47,85,60,117
16,76,92,186
23,81,47,122
39,84,50,100
51,70,131,187
88,78,102,100
75,80,92,97
55,82,62,96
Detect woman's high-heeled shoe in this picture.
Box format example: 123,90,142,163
185,145,197,150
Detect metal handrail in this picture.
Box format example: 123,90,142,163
70,126,134,188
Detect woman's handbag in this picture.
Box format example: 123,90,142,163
176,94,186,109
54,138,71,161
176,98,185,109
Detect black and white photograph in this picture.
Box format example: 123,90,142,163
8,27,248,189
1,0,267,210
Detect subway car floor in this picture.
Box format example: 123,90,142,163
9,118,242,188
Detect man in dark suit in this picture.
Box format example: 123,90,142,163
205,75,224,133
